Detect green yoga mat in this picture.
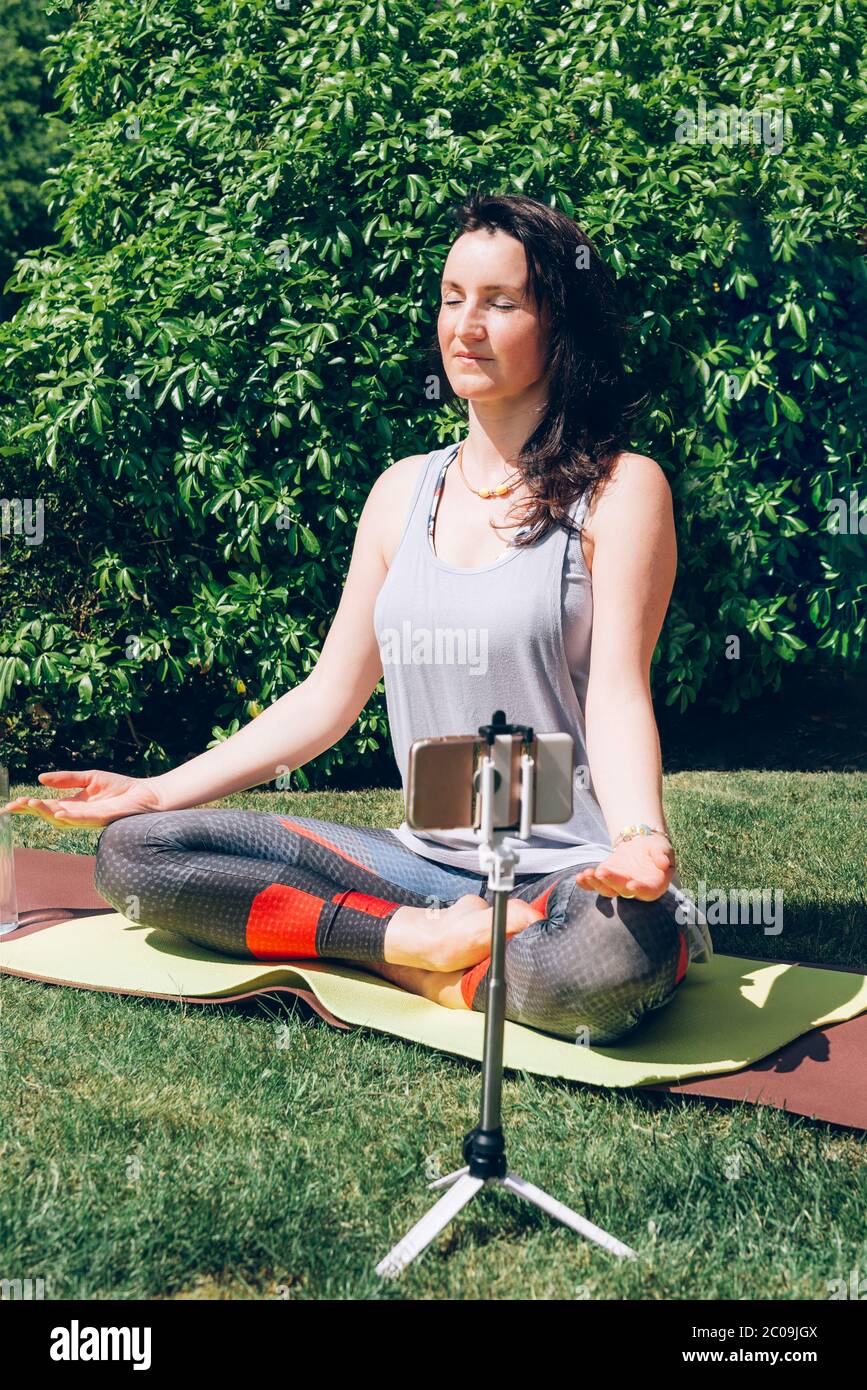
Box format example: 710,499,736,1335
4,911,867,1087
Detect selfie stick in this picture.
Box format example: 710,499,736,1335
375,711,637,1278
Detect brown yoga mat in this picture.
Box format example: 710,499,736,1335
7,847,867,1131
9,847,349,1028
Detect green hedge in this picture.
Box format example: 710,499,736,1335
1,0,866,779
0,0,72,322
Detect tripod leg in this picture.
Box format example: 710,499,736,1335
501,1172,638,1259
376,1172,486,1279
428,1164,470,1190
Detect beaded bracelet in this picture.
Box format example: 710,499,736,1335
613,823,671,846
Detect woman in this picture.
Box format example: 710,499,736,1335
2,192,711,1044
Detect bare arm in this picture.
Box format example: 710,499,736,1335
582,453,678,841
148,678,349,809
150,464,395,809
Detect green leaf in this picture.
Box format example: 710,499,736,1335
789,304,807,339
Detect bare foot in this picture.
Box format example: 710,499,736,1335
344,894,544,1011
384,893,544,973
363,958,469,1010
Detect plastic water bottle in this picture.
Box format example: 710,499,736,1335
0,762,19,935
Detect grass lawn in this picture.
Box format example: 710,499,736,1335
2,772,865,1300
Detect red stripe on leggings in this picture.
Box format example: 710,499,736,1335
529,883,557,916
332,889,398,918
279,818,380,875
460,956,490,1009
674,927,688,985
246,882,323,959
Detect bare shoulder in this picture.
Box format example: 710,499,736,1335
584,452,672,536
375,452,429,568
376,451,429,493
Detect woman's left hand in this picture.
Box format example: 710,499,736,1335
574,834,675,902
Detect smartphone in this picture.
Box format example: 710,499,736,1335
406,731,574,834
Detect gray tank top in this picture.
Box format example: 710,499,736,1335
373,441,615,875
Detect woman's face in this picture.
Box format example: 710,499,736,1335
437,228,550,403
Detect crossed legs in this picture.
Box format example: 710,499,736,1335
94,808,688,1044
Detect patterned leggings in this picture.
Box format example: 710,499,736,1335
93,808,690,1044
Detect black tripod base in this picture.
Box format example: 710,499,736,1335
463,1125,507,1181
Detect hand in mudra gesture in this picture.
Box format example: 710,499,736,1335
574,833,675,902
0,769,163,830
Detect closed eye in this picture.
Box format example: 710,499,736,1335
443,299,516,311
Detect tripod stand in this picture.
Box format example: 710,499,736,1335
375,714,637,1279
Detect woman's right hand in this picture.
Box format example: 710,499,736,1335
0,769,166,830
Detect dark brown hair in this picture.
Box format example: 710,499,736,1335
425,190,646,545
